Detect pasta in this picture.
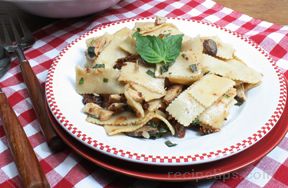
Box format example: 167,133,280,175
76,17,262,140
103,110,175,136
76,66,124,94
201,54,262,84
156,50,203,85
198,88,237,131
93,28,131,68
187,74,235,107
201,36,235,59
119,62,166,94
166,86,205,127
134,22,181,36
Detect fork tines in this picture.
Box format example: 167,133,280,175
0,14,34,46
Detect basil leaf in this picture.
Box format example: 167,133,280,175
165,140,177,147
134,32,166,64
163,34,183,63
133,32,183,65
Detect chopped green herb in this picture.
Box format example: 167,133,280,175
103,78,109,83
146,69,155,77
136,27,141,32
148,121,158,128
79,77,84,85
165,140,177,147
93,64,105,69
190,64,198,73
160,63,171,74
133,32,183,65
159,127,168,134
87,46,96,58
223,94,230,98
152,131,168,139
191,118,200,127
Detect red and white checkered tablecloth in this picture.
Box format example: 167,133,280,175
0,0,287,187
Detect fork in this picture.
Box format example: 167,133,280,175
0,46,50,187
1,15,65,152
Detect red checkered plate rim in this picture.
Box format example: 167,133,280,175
45,17,287,165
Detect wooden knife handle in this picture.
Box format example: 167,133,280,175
17,47,65,152
0,93,50,188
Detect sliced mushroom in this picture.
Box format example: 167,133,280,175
125,86,143,103
172,121,186,138
244,81,262,91
155,16,166,26
93,34,112,58
108,94,126,104
107,103,127,113
83,103,114,121
163,85,183,105
147,99,162,112
124,85,145,118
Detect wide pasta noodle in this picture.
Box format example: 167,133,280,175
201,36,234,59
187,74,235,108
86,111,154,126
119,62,166,94
95,28,131,68
86,33,112,49
155,51,203,84
103,110,175,135
104,124,144,136
124,85,145,118
134,22,181,36
199,88,237,129
201,54,262,84
130,83,164,102
181,35,203,54
75,66,124,94
119,35,136,54
166,85,205,127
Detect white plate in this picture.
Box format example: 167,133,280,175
46,17,287,165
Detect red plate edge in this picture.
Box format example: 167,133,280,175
47,80,288,182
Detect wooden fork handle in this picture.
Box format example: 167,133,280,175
0,92,50,188
17,47,65,152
